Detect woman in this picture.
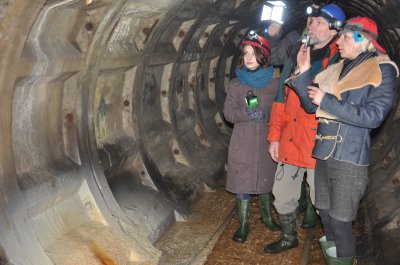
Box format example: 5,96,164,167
223,30,280,243
289,17,398,264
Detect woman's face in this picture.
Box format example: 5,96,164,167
336,32,363,59
243,45,260,70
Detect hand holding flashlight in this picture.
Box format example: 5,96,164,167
296,42,311,74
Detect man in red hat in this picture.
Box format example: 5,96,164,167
291,16,398,265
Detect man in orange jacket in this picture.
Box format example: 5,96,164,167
265,4,346,253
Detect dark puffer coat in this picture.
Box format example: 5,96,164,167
223,77,279,194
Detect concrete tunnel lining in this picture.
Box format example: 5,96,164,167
0,0,399,264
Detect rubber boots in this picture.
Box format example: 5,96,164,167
259,193,280,231
298,180,307,213
301,185,318,229
233,199,250,243
319,236,336,263
264,211,299,253
326,247,354,265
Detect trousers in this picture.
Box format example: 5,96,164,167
272,162,315,214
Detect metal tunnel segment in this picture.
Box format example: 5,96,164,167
0,0,399,264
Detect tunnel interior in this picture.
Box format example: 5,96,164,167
0,0,399,264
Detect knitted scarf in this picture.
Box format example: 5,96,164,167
235,66,275,89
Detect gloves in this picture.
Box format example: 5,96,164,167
245,106,266,122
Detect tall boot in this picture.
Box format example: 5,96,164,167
259,193,280,231
326,247,354,265
301,186,318,229
298,180,307,213
319,236,336,263
233,199,250,243
264,210,299,253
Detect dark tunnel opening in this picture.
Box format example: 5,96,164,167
0,0,399,264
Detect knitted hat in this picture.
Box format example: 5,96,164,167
340,17,387,54
241,30,271,61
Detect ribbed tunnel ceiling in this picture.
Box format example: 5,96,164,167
0,0,399,264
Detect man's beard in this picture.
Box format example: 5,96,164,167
309,33,332,47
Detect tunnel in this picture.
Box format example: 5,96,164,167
0,0,399,264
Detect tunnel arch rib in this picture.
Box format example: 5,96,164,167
0,0,399,264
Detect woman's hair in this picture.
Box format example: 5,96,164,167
355,38,377,54
237,44,269,68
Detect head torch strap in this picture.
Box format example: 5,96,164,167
344,24,378,40
319,12,335,22
308,8,341,29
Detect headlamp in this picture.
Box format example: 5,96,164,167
329,20,343,31
306,5,318,16
244,31,268,50
247,30,258,40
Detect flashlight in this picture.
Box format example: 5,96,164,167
301,34,310,50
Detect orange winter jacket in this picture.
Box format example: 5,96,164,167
268,39,340,169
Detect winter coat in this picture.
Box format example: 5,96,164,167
288,54,399,166
224,77,279,194
267,39,340,169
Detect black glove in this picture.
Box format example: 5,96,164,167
245,106,266,122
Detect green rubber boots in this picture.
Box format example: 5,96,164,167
259,193,280,231
233,199,250,243
326,247,355,265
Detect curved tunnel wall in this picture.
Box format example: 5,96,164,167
0,0,399,264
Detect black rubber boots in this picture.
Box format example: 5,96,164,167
264,210,299,253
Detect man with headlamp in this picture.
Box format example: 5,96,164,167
265,3,346,254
